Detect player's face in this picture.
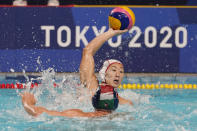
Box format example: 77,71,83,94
105,63,124,88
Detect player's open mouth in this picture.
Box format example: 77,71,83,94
113,79,119,84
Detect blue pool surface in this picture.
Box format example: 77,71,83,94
1,72,197,131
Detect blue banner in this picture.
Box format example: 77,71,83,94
0,7,196,73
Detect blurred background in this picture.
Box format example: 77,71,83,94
0,0,197,73
0,0,196,6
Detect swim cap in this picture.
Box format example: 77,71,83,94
99,59,123,82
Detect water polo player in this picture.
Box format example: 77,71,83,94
21,28,133,117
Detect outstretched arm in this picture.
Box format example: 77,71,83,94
79,28,128,95
21,92,110,117
20,92,47,117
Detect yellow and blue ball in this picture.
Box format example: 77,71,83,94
109,7,135,30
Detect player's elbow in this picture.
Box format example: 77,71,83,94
83,46,94,56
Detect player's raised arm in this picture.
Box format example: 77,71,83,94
79,28,128,95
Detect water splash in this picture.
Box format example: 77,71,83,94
119,89,151,105
18,68,93,112
2,72,197,130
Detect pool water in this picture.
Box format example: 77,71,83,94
1,71,197,131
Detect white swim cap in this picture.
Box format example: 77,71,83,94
99,59,123,82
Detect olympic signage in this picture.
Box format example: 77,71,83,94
0,7,196,73
40,25,187,49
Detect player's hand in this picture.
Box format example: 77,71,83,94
20,92,37,105
107,28,128,36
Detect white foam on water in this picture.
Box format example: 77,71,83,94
19,68,93,114
173,122,188,131
119,89,151,105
